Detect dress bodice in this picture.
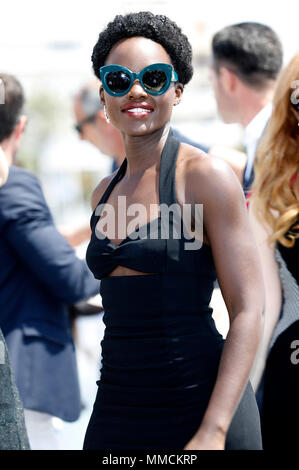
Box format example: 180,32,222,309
86,129,216,286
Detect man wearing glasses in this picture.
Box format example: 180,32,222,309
73,81,125,173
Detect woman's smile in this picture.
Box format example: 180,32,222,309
121,102,154,119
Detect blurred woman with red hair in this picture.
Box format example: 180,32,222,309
249,52,299,449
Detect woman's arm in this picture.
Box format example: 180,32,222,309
184,156,264,450
248,202,282,391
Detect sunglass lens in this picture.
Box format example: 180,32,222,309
143,70,167,93
106,71,131,94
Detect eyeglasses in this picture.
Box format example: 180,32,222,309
99,63,178,97
74,113,97,134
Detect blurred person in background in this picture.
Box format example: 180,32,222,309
210,22,283,196
249,53,299,449
74,81,125,172
0,73,100,450
0,145,30,450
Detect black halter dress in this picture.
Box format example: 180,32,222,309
84,130,262,450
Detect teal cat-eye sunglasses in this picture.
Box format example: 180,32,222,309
99,63,179,97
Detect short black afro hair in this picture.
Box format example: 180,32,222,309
91,11,193,86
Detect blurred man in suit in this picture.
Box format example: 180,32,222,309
0,144,30,449
210,22,283,196
0,73,100,449
73,80,125,173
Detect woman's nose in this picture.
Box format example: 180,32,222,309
128,79,147,98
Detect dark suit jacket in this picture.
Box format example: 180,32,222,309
242,161,255,198
0,166,99,421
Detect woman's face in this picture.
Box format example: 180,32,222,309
100,36,183,136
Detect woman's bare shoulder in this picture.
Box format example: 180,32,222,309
91,170,118,211
182,146,244,205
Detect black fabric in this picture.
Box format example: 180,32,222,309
278,233,299,284
261,320,299,449
84,129,262,450
261,237,299,449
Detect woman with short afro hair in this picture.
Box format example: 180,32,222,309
84,11,263,450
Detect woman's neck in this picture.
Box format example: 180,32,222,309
122,124,170,177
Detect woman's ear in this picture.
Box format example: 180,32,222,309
174,83,184,106
99,85,105,106
219,66,238,93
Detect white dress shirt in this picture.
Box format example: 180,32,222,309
243,103,273,181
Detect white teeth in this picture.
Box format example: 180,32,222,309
127,108,151,113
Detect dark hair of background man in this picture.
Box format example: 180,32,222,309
211,22,283,90
0,74,25,142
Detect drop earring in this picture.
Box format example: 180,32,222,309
104,105,110,123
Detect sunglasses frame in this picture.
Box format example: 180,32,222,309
99,63,178,97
